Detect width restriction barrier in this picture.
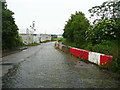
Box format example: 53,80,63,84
55,42,113,66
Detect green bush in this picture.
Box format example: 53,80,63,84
84,40,119,56
62,39,76,47
109,58,120,73
91,44,112,55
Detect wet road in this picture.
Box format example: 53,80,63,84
2,42,120,88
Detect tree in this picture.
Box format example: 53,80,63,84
2,2,23,50
87,1,120,59
63,11,90,47
89,1,120,24
87,19,120,44
87,1,120,44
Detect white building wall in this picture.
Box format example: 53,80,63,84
40,34,51,42
33,34,41,43
19,34,33,44
20,33,52,44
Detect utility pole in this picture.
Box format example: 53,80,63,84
30,21,36,43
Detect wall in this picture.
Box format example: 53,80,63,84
19,34,33,44
33,34,40,43
19,34,52,44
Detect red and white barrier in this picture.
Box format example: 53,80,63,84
58,42,63,50
56,42,113,65
56,42,59,48
70,48,91,61
88,52,104,65
82,50,91,60
100,55,113,65
70,47,113,65
70,48,81,58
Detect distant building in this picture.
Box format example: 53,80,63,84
50,34,63,38
51,34,58,38
33,34,41,43
57,34,63,38
19,33,51,44
40,34,51,42
19,33,33,44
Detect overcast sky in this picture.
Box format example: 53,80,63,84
6,0,106,34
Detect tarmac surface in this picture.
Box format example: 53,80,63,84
1,42,120,88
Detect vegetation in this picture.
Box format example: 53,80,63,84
51,37,63,41
2,2,23,50
62,1,120,73
63,11,90,48
89,1,120,24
